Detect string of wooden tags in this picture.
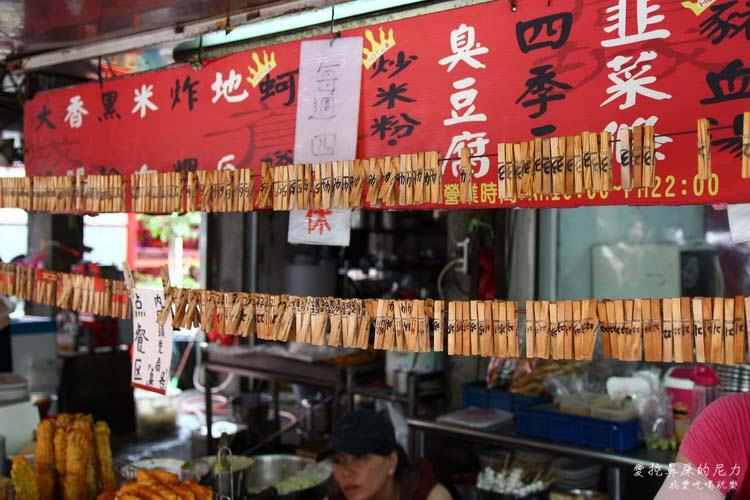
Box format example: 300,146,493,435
0,263,130,319
444,300,518,357
84,175,125,213
131,171,187,213
497,131,619,201
31,176,75,213
618,125,656,190
525,300,598,360
0,177,32,210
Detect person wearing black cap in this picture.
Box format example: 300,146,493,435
318,409,451,500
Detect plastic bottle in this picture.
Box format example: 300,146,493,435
690,364,721,422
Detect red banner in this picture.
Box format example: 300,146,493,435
23,0,750,208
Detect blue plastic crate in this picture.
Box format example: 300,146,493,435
462,382,489,408
488,390,513,411
516,404,641,452
511,393,552,412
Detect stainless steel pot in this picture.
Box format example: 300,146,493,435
247,454,332,500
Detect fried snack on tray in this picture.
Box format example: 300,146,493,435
35,418,56,499
11,456,39,500
64,429,90,500
95,421,116,492
110,470,211,500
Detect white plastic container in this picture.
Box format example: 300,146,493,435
134,386,182,436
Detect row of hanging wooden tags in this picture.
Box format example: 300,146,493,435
0,263,130,319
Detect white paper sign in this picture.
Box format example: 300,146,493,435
288,209,351,246
288,37,362,246
130,288,173,395
728,204,750,244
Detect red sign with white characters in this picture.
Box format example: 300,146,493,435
23,0,750,208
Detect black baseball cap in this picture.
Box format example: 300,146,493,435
317,410,398,461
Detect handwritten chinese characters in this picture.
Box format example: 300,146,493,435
514,10,573,137
130,288,174,395
440,23,490,184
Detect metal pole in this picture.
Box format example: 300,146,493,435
205,363,214,455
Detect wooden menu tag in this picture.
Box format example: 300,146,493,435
505,144,517,201
597,301,611,358
460,148,472,204
643,126,656,188
591,132,603,192
711,297,724,364
393,300,405,351
542,138,552,196
604,300,618,359
671,298,684,363
467,300,478,355
535,301,550,359
661,299,673,362
477,301,488,356
737,296,748,364
582,300,599,360
398,154,409,207
702,297,713,361
328,299,343,347
613,300,625,360
433,300,445,352
599,131,612,192
365,158,380,206
497,143,508,201
570,300,588,360
374,299,387,350
356,301,372,349
456,301,466,355
412,153,424,206
533,138,543,197
447,301,456,355
572,135,584,194
640,299,653,361
522,141,534,199
632,125,644,188
697,118,711,180
680,297,694,363
382,157,399,206
313,297,329,346
743,112,750,179
383,300,396,350
724,297,735,365
552,137,565,195
495,301,508,358
692,298,706,362
507,302,519,357
416,300,429,352
525,300,535,359
239,294,257,338
623,300,633,361
563,300,573,360
550,301,562,360
632,299,643,361
462,301,472,355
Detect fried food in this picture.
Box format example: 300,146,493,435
169,484,196,500
110,471,212,500
64,429,89,500
183,480,212,500
137,469,179,487
94,421,116,492
11,456,39,500
35,418,56,499
54,415,73,480
0,477,12,500
95,493,116,500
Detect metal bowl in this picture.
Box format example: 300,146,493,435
247,454,332,500
182,454,255,498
